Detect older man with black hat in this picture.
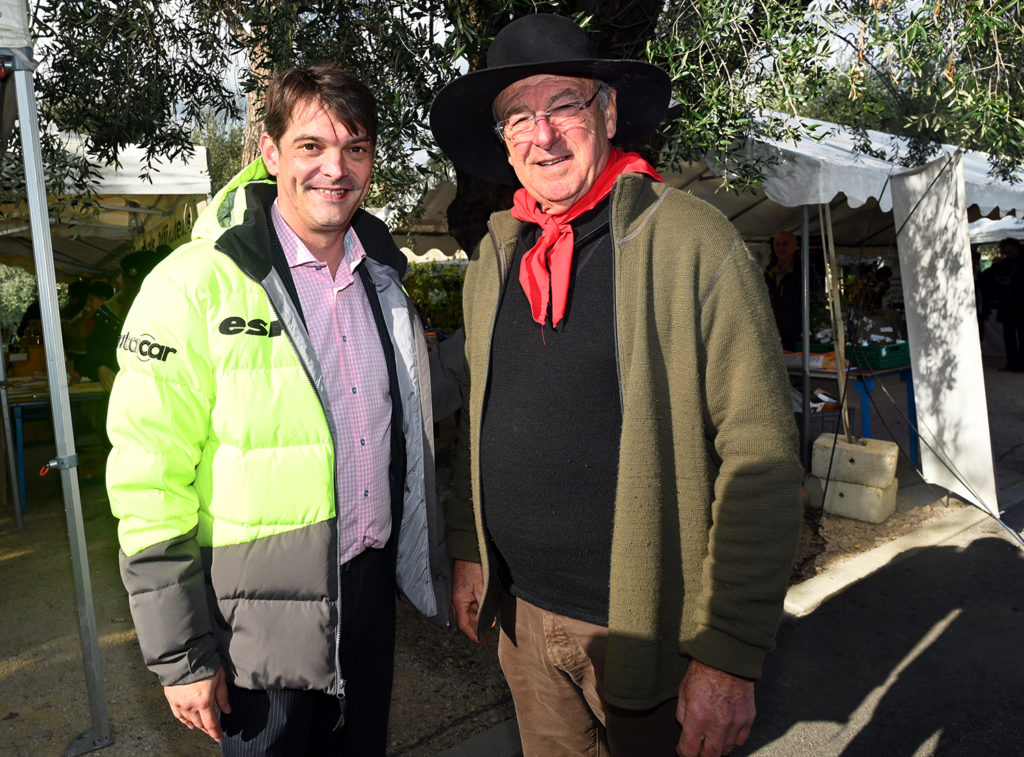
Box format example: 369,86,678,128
431,14,804,757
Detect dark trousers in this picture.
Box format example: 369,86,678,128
220,540,399,756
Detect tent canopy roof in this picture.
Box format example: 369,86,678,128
969,215,1024,245
687,114,1024,257
0,137,211,279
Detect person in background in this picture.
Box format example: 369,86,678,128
764,231,803,350
991,237,1023,372
105,63,449,755
64,279,113,374
430,14,803,757
61,279,90,321
82,249,168,390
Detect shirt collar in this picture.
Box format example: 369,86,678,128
271,200,367,275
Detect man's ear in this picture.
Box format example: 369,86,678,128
259,134,280,176
604,87,618,142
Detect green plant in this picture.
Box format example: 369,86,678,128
0,264,38,332
403,262,466,334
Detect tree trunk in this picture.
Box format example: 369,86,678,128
242,90,263,166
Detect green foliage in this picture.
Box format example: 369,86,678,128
0,264,38,332
0,0,240,202
8,0,1024,219
402,261,467,333
32,0,240,171
650,0,835,189
192,109,245,194
791,0,1024,176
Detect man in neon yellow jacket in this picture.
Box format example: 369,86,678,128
107,64,449,755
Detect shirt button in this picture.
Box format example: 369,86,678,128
360,439,366,446
363,489,369,497
351,387,357,394
342,335,347,342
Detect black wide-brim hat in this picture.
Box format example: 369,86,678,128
429,14,672,186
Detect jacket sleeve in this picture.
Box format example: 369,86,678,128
446,354,481,563
106,258,222,686
682,232,805,679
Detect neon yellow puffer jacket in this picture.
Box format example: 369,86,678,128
107,160,450,691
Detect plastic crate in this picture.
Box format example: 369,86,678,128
795,409,855,439
797,341,909,370
795,341,836,354
846,341,909,370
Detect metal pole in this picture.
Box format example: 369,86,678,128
800,205,811,468
0,337,23,527
12,54,113,755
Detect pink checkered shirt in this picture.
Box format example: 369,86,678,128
271,202,392,565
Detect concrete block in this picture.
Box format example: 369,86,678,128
811,435,898,488
804,474,825,509
821,477,899,524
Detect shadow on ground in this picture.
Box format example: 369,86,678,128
749,525,1024,756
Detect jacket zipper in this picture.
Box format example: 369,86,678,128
217,247,347,722
609,185,625,415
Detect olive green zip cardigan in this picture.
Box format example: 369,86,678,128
448,174,804,709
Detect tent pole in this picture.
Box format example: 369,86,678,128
12,55,113,755
0,335,22,527
801,205,811,468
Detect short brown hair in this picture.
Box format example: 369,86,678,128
263,63,378,148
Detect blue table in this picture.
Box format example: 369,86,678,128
6,382,107,513
791,365,920,467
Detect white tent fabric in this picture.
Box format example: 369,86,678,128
892,155,999,517
383,117,1024,263
0,0,30,156
0,139,211,277
695,122,1020,511
0,0,30,47
969,215,1024,245
686,115,1024,258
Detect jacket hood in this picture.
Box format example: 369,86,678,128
191,158,277,244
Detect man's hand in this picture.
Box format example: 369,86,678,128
451,559,488,642
675,660,755,757
164,667,231,743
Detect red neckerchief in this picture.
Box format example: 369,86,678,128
511,149,662,328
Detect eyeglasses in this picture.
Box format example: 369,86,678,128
494,90,600,142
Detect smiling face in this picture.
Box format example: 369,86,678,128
494,74,617,215
260,96,374,258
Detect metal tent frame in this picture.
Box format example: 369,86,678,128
2,4,113,751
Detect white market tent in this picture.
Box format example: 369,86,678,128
671,115,1024,258
680,116,1024,522
0,139,211,278
969,214,1024,245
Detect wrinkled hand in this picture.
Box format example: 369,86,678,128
675,660,755,757
164,667,231,743
452,559,490,643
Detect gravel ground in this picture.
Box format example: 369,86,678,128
1,357,1020,756
0,441,512,757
